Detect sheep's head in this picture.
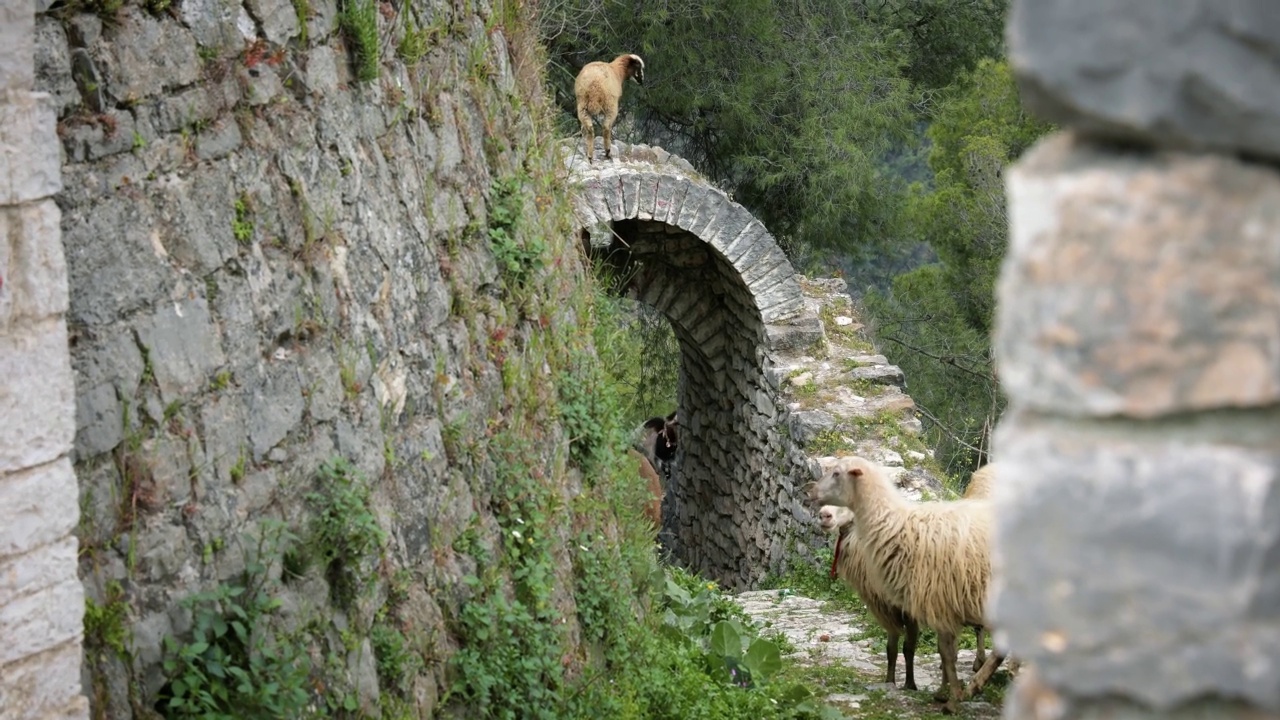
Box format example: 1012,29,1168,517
662,412,678,448
624,54,645,85
809,455,876,508
817,505,854,533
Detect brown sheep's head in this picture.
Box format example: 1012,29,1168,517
809,455,876,509
625,54,645,86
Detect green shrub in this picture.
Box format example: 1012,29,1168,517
307,457,388,608
159,523,310,720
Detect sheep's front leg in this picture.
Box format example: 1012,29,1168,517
902,617,919,691
972,624,987,672
936,631,961,715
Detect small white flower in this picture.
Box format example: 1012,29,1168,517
512,529,523,539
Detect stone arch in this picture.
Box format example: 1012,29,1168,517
568,143,820,588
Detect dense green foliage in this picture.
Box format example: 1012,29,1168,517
543,0,1042,480
546,1,1007,254
160,523,312,720
865,59,1052,474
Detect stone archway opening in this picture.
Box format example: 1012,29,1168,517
568,143,821,588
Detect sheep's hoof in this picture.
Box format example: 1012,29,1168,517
932,687,949,703
941,699,960,715
904,679,917,691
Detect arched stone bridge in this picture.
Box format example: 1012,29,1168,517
565,141,824,588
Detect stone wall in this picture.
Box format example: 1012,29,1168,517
992,2,1280,718
31,0,610,715
0,0,89,715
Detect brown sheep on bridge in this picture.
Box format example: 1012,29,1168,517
574,53,645,163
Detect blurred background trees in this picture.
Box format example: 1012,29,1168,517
541,0,1051,475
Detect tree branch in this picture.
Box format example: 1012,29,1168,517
911,401,987,458
879,333,992,382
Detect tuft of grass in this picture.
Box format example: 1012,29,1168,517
341,0,380,82
232,194,254,244
291,0,311,45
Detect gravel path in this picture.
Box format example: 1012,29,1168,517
734,590,1004,717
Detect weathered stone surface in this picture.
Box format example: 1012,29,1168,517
135,296,227,405
765,315,823,352
0,318,75,473
152,168,239,274
99,9,200,103
69,48,105,113
0,634,89,719
178,0,248,50
0,90,60,204
848,364,904,386
62,197,172,326
33,16,79,114
246,364,304,460
0,201,67,328
0,458,78,557
999,132,1280,418
74,381,122,458
1009,0,1280,161
303,46,340,95
0,1,33,91
0,575,83,668
990,418,1280,711
243,0,300,45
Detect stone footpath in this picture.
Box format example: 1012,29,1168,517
734,590,1000,717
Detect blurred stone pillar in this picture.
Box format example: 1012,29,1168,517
992,2,1280,719
0,0,88,717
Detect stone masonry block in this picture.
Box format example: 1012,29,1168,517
243,0,300,45
618,172,641,219
0,1,34,91
656,177,691,226
1009,0,1280,161
0,201,67,329
990,416,1280,712
0,637,89,720
0,318,74,473
0,535,77,613
0,574,83,667
134,296,227,405
0,458,78,558
100,9,199,103
0,91,61,204
635,172,660,221
998,132,1280,417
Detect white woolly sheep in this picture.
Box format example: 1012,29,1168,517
963,462,999,501
818,504,921,691
959,461,1001,670
810,456,1003,713
574,53,645,163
